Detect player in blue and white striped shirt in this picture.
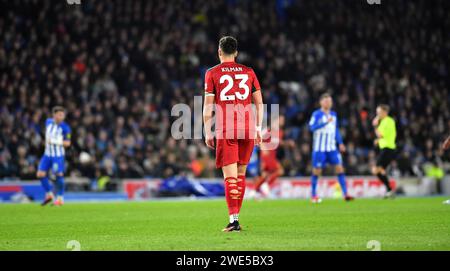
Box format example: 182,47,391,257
309,93,354,203
37,106,71,206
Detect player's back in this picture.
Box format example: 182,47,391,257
207,62,258,106
204,61,261,136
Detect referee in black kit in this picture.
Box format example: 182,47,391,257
371,105,397,199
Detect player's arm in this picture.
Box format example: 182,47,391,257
63,138,71,148
203,70,215,149
253,90,263,145
372,115,382,146
251,69,263,145
373,116,383,138
372,116,380,127
335,118,345,153
60,125,71,148
375,128,383,139
309,113,329,132
203,95,215,149
373,129,382,146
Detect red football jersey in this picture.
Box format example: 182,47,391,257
204,61,261,139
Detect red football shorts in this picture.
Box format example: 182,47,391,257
215,138,255,168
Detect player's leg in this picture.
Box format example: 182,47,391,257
37,170,51,194
233,139,255,222
330,151,353,201
53,157,66,206
311,168,322,203
372,165,394,198
37,156,54,206
222,163,241,232
372,166,393,197
254,169,268,193
334,164,351,200
217,139,241,232
237,164,247,212
372,150,394,198
311,152,325,202
258,163,283,198
267,163,284,186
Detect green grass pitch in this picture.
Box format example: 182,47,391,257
0,197,449,251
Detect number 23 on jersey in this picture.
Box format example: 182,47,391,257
204,66,261,102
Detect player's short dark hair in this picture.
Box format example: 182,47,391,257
52,106,65,114
219,36,238,55
319,92,332,101
378,104,390,113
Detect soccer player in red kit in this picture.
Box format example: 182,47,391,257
203,36,264,232
254,116,285,196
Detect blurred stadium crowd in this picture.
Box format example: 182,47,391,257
1,0,449,181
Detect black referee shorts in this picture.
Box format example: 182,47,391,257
376,148,397,169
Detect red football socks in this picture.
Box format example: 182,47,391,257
267,172,279,185
237,175,246,213
254,176,265,192
224,177,240,215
